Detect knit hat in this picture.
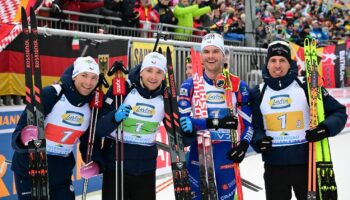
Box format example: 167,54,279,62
72,56,100,78
201,33,225,55
267,40,291,64
141,52,167,73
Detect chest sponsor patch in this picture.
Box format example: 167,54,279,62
132,103,156,118
269,94,292,109
62,111,84,126
206,91,225,104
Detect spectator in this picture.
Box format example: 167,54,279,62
310,20,329,45
54,0,104,21
185,56,192,78
154,0,178,31
134,0,160,38
173,0,214,40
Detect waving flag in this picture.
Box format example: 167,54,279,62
0,0,43,52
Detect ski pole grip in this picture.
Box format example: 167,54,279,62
113,77,126,96
108,61,128,76
90,90,104,108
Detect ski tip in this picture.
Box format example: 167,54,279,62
21,7,27,20
29,6,37,27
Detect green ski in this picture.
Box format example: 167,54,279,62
304,38,337,200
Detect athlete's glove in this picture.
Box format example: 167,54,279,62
257,136,273,153
114,104,131,123
80,161,100,179
226,140,249,163
180,117,194,136
20,125,39,146
206,115,238,130
305,123,330,142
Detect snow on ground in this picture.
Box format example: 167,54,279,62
81,132,350,200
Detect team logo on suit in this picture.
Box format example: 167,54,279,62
269,94,292,109
62,111,84,126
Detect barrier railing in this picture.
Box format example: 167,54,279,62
0,28,265,106
37,7,243,46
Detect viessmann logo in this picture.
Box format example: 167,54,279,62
132,103,155,118
62,111,84,126
269,94,292,109
206,91,225,104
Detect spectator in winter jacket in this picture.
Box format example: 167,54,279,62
250,40,347,200
179,33,253,200
85,52,169,200
55,0,104,21
310,20,329,45
154,0,178,31
173,0,214,40
134,0,160,37
11,56,103,200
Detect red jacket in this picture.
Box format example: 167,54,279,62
134,5,159,29
60,0,104,21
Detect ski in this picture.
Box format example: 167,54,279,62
162,46,191,200
22,6,50,200
221,64,244,200
304,38,337,200
241,178,263,192
191,47,218,200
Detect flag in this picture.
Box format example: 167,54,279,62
0,0,43,52
72,36,80,50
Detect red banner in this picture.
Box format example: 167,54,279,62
0,35,128,95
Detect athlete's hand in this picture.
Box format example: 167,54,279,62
257,136,273,153
305,123,330,142
226,140,249,163
114,104,131,123
206,115,238,130
180,117,194,136
20,125,39,146
80,161,100,179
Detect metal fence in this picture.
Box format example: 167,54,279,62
0,27,266,106
37,7,244,46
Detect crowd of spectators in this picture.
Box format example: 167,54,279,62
43,0,350,46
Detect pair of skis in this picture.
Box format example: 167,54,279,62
191,48,218,200
304,38,337,200
221,64,244,200
22,7,50,200
162,46,192,200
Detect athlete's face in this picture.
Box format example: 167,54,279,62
185,63,192,78
140,67,165,91
201,45,224,75
267,56,290,78
73,72,99,96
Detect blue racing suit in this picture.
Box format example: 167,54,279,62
178,72,253,200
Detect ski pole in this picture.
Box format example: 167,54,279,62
108,61,128,200
82,73,108,200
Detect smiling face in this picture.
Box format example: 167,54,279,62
140,67,165,91
201,45,224,79
267,56,290,78
73,72,99,96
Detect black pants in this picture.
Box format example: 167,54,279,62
264,164,308,200
102,168,156,200
14,173,75,200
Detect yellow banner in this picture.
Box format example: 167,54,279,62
131,42,175,68
0,73,60,96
